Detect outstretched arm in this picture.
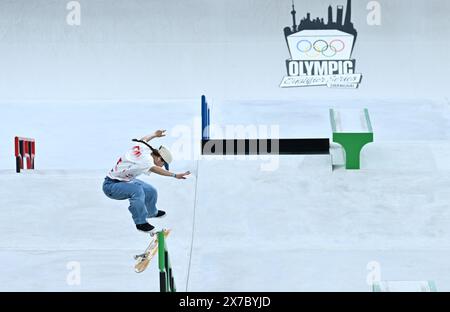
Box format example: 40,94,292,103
140,130,166,142
150,166,191,179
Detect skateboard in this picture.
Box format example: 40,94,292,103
134,229,171,273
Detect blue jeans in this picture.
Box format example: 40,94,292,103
103,177,158,225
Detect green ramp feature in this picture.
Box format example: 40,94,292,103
330,108,374,170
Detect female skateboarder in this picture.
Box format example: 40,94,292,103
102,130,190,233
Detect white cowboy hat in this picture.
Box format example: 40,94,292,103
158,145,172,170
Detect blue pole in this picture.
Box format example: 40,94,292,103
201,95,206,140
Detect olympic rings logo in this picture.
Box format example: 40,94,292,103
296,39,345,58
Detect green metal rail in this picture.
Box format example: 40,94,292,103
329,108,374,170
158,230,176,292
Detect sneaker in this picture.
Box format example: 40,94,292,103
136,223,155,233
155,210,166,218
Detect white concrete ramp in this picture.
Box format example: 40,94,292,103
2,97,450,291
186,156,450,291
0,170,195,291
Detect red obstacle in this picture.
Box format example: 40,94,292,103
14,137,35,173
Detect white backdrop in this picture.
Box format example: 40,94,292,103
0,0,449,102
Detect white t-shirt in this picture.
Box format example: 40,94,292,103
107,143,153,181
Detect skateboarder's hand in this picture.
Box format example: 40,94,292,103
154,129,166,138
175,171,191,179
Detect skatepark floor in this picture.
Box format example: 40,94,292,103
1,98,450,291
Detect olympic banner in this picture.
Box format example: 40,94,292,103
281,0,362,89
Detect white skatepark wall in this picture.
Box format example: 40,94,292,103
0,0,449,103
